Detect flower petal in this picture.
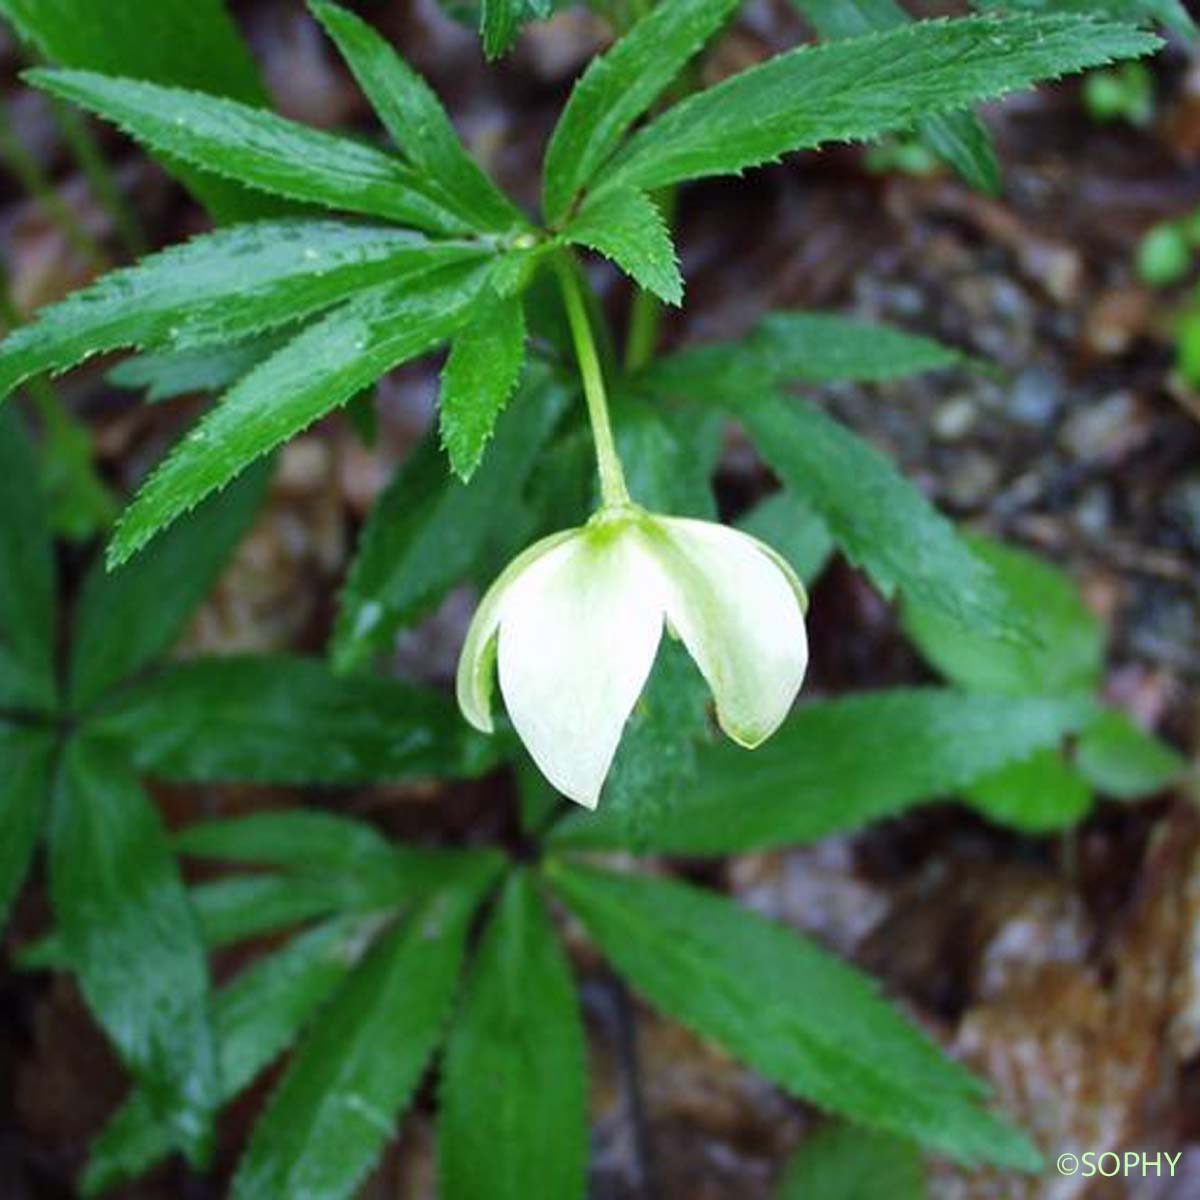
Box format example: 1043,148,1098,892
497,525,663,808
640,516,807,747
456,528,576,733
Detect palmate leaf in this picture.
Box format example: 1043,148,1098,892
790,0,1000,193
541,0,738,223
0,726,54,931
0,0,273,221
974,0,1194,38
438,871,587,1200
901,533,1103,697
83,915,371,1197
0,407,56,711
334,360,569,671
564,186,683,305
90,655,498,783
549,863,1040,1170
0,222,486,404
734,393,1022,640
49,736,218,1164
107,258,492,567
69,461,271,709
439,290,527,481
27,69,475,235
481,0,548,60
232,863,500,1200
776,1123,927,1200
597,15,1159,194
311,2,525,234
551,689,1097,854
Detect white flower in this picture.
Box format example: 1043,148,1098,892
456,504,809,809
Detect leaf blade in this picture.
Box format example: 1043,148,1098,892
439,291,528,480
69,461,271,709
549,863,1040,1170
0,726,54,931
28,69,474,233
49,736,218,1162
90,655,498,784
564,186,683,305
541,0,739,223
0,222,485,404
0,407,56,711
107,259,491,566
551,690,1097,854
83,915,370,1197
231,868,498,1200
601,16,1159,193
438,871,587,1200
311,1,524,233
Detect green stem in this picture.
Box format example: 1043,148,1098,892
555,253,630,507
0,102,109,273
49,97,148,259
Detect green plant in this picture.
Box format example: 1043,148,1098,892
0,0,1187,1196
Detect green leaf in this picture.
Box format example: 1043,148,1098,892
1075,708,1187,799
439,871,587,1200
108,335,289,403
311,2,524,233
734,393,1024,641
964,748,1092,833
0,407,56,711
49,736,218,1163
107,258,491,567
439,291,527,480
0,726,54,931
564,186,682,305
541,0,739,223
736,491,834,587
83,915,370,1197
612,395,720,518
232,868,499,1200
642,311,966,397
551,690,1097,854
90,655,498,784
776,1123,926,1200
0,0,272,221
175,810,392,873
598,15,1159,194
974,0,1194,39
549,863,1040,1170
901,533,1103,696
28,69,477,234
789,0,1000,193
69,461,270,709
0,222,483,404
480,0,532,60
333,360,568,671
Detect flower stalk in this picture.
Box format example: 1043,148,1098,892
554,252,631,508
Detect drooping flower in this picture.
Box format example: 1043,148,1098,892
456,503,808,809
